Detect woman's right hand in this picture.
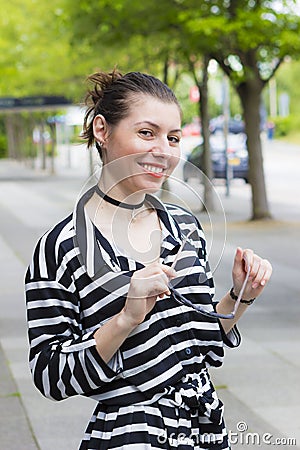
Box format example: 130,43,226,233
123,262,177,328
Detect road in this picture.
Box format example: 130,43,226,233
0,136,299,449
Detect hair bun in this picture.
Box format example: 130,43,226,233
86,69,123,106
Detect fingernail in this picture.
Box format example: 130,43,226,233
252,282,258,289
260,280,266,286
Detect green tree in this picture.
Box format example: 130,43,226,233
0,0,99,100
0,0,105,159
66,0,300,219
206,0,300,219
164,0,300,219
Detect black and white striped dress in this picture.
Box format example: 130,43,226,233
25,186,240,449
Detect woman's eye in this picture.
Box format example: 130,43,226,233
168,135,181,144
139,129,153,138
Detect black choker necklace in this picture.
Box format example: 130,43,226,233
95,185,145,210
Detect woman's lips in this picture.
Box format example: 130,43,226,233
138,163,167,178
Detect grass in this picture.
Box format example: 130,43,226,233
215,384,228,390
276,131,300,144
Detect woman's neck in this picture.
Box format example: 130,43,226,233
98,177,146,206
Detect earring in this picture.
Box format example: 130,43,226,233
96,139,105,148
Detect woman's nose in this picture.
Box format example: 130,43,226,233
153,136,172,157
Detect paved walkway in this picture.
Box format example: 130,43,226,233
0,142,299,449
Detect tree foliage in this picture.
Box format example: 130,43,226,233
2,0,300,218
0,0,100,100
206,0,300,219
66,0,300,219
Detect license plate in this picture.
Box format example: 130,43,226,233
229,157,240,166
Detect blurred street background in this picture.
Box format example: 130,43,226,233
0,135,299,449
1,1,300,448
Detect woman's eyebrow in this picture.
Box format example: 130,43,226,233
134,120,182,134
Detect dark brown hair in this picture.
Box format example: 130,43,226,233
82,69,181,155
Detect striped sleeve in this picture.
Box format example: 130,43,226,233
25,226,121,402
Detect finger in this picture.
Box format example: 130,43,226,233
251,259,266,288
262,261,273,285
251,258,272,289
161,271,171,293
234,246,243,265
243,250,272,283
161,264,177,280
232,247,243,276
155,279,172,297
158,285,172,298
242,249,254,272
147,262,176,279
233,247,250,280
249,255,261,280
156,269,176,296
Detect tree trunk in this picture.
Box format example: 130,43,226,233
237,82,272,220
163,56,169,85
198,56,215,212
5,115,17,159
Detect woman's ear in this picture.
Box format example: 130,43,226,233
93,114,109,144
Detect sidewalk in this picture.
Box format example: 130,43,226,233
0,342,38,449
0,149,299,449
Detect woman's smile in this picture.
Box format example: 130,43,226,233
137,162,167,178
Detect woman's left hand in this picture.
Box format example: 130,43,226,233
232,247,272,301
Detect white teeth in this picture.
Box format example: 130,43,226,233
141,164,164,174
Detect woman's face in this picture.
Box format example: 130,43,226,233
95,94,182,197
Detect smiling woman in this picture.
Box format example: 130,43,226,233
25,69,272,450
91,94,182,198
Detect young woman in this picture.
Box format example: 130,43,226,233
25,70,272,449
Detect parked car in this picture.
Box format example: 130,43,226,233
183,134,249,183
209,116,245,134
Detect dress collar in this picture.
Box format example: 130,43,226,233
73,184,184,279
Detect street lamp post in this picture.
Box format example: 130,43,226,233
223,75,232,196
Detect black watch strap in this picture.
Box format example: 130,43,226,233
229,287,256,305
